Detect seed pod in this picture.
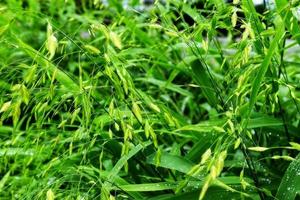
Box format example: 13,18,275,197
148,102,160,113
144,120,158,147
202,38,208,52
109,99,114,116
227,119,235,134
47,34,58,59
104,53,110,62
155,147,161,166
12,101,21,126
213,126,225,133
0,101,11,113
144,120,150,139
46,189,55,200
109,195,116,200
122,78,129,95
234,138,241,149
110,31,122,49
46,23,58,60
150,127,158,148
240,170,249,190
124,127,129,141
246,130,252,139
114,122,120,131
58,119,67,128
132,102,143,123
290,142,300,151
220,150,227,160
210,165,218,179
71,108,81,124
126,124,133,140
24,64,37,83
121,141,129,156
21,84,30,105
201,148,211,164
165,31,178,37
84,45,100,54
215,158,224,176
105,66,113,78
248,146,268,152
69,142,73,155
47,21,53,38
272,155,295,161
164,112,175,127
108,129,113,139
242,23,250,40
231,9,237,27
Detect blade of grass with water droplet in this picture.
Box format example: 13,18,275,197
276,153,300,200
115,182,179,192
177,118,226,133
147,152,194,174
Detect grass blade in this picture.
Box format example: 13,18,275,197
276,153,300,200
107,142,151,182
0,171,10,192
246,22,285,119
147,152,194,174
190,59,219,107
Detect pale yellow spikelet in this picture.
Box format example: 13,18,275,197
231,9,237,27
200,148,211,164
46,189,55,200
0,101,11,113
110,31,122,49
234,138,241,149
248,146,268,152
132,102,143,123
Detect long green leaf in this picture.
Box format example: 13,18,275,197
247,116,283,128
190,59,219,106
115,182,179,192
147,152,194,174
0,171,10,192
107,142,150,182
276,153,300,200
247,23,285,118
113,176,252,192
177,119,226,133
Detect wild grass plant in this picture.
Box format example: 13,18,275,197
0,0,300,199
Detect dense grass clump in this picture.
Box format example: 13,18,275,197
0,0,300,199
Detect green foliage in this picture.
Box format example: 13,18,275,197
276,153,300,200
0,0,300,199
